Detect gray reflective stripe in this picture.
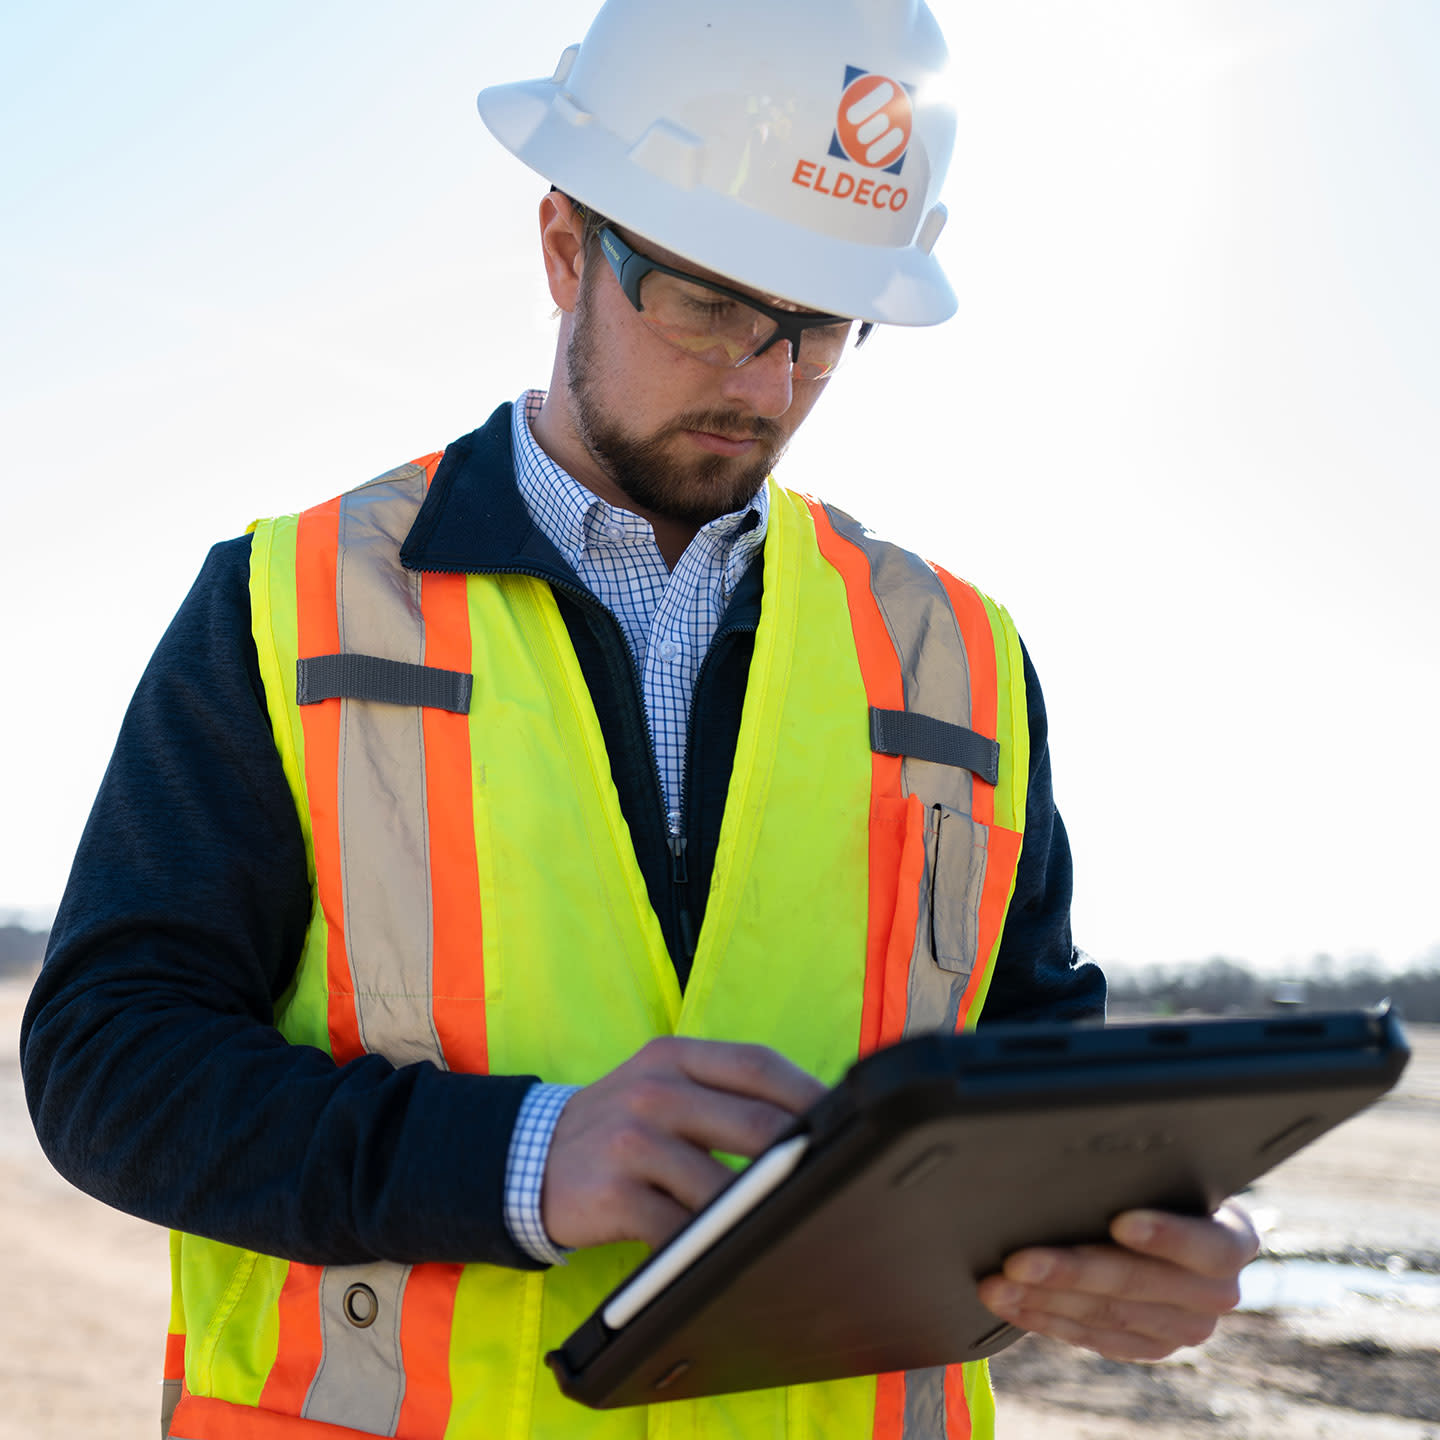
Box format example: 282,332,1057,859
821,504,976,821
870,707,999,786
303,1262,411,1433
335,467,447,1070
902,1365,947,1438
821,504,983,1037
298,653,472,714
160,1378,181,1438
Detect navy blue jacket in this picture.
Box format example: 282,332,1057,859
21,405,1103,1270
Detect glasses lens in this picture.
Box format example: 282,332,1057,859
638,271,778,367
792,321,859,381
633,262,864,380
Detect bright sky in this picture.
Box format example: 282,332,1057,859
2,2,1436,976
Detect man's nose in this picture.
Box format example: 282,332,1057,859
719,339,795,418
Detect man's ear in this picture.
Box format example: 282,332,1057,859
539,192,586,313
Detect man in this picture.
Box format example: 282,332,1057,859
22,2,1256,1437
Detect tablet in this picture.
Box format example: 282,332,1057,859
547,1006,1410,1409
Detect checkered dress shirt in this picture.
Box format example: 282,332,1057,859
502,390,770,1265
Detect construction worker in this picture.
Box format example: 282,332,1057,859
21,2,1257,1437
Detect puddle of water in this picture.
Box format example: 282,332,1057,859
1240,1259,1440,1312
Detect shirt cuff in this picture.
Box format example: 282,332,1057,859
503,1081,583,1266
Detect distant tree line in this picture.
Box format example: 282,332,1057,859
4,924,1438,1023
1106,953,1440,1024
0,924,47,977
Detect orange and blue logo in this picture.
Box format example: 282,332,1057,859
829,66,914,175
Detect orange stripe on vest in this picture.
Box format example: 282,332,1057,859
171,1393,380,1440
396,1262,466,1438
295,496,364,1066
804,498,906,1059
164,1329,185,1381
258,1263,324,1417
421,569,489,1074
872,1370,907,1439
944,1363,974,1439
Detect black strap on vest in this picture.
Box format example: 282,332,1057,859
297,654,473,715
869,707,1000,787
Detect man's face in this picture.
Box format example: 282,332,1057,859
563,230,832,527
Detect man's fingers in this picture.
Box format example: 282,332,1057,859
988,1300,1208,1364
657,1037,828,1116
554,1170,697,1252
597,1110,741,1212
990,1239,1243,1313
989,1204,1258,1308
603,1178,705,1251
622,1066,806,1160
542,1112,736,1249
979,1274,1229,1354
977,1202,1259,1362
1110,1202,1261,1279
540,1039,827,1251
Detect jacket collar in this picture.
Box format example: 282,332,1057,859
399,403,576,585
398,400,765,627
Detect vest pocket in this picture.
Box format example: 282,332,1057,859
870,794,1023,1042
925,804,988,978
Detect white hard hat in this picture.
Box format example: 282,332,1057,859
477,0,957,325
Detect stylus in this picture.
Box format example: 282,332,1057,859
601,1133,813,1331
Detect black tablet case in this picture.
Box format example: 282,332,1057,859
549,1007,1410,1408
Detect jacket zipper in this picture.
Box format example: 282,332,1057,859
673,618,759,967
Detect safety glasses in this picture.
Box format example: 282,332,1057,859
595,225,874,381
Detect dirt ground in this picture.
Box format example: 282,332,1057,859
4,977,1437,1438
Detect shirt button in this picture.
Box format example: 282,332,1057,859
658,640,682,663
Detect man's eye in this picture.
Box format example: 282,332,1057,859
681,294,738,321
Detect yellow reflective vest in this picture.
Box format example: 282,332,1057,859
163,451,1029,1440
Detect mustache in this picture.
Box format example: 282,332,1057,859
665,410,784,447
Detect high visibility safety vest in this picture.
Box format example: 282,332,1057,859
163,453,1030,1440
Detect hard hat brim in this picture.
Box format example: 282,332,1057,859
478,77,957,328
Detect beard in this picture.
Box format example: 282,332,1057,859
566,284,788,526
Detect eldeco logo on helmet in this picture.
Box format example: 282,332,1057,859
790,66,915,212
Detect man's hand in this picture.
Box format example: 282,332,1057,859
540,1037,827,1251
977,1201,1260,1361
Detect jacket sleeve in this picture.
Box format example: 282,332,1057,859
20,537,544,1269
977,640,1107,1025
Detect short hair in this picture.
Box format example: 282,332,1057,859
579,202,610,257
555,189,610,257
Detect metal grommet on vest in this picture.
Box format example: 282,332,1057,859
342,1282,379,1329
